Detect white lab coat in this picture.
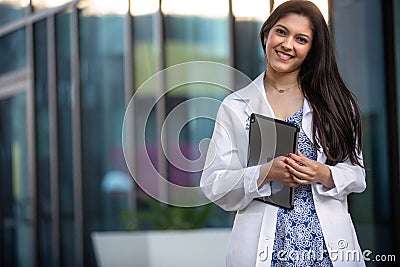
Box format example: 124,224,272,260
200,73,367,267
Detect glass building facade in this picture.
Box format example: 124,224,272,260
0,0,399,266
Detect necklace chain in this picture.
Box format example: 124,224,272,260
265,77,299,93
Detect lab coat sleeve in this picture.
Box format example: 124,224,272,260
314,153,366,201
200,101,271,211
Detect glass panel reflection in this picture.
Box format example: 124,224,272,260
33,19,53,267
131,11,160,229
232,0,268,80
396,0,400,163
0,0,29,26
165,16,229,65
55,10,75,267
78,6,127,266
233,19,265,80
0,91,32,267
0,29,26,75
162,1,232,227
333,0,392,262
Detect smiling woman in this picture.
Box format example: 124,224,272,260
0,0,397,266
200,1,366,266
263,14,313,90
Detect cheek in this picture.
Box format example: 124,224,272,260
266,35,279,48
297,45,312,59
265,38,278,56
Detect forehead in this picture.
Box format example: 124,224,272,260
273,13,313,36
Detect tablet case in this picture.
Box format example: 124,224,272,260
247,113,300,210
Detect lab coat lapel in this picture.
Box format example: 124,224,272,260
302,99,324,156
301,99,313,140
232,73,274,118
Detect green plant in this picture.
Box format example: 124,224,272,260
121,194,217,231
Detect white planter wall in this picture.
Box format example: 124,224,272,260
92,228,231,267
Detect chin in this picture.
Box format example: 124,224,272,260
269,64,300,74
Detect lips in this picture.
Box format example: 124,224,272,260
276,51,294,60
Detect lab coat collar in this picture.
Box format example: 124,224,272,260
229,71,316,149
230,72,274,118
230,72,265,101
302,96,312,116
230,72,314,119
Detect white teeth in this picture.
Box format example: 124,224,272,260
277,51,292,59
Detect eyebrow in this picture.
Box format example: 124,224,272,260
275,24,311,39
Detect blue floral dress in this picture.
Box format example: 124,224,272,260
271,109,333,266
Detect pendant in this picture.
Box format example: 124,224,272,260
278,89,285,93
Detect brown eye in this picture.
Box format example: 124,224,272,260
276,28,286,36
297,37,308,44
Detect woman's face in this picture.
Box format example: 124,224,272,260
264,13,313,75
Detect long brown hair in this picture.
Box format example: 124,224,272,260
259,0,363,167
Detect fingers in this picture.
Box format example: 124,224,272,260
268,156,300,187
286,152,319,176
284,164,309,182
284,156,305,173
284,160,320,185
285,151,310,182
270,152,323,186
283,171,298,186
287,151,308,165
289,172,309,184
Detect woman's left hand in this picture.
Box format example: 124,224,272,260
284,150,335,189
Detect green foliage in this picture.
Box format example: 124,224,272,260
121,194,215,231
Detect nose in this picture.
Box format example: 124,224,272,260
281,37,293,51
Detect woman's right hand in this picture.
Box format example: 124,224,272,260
257,156,298,188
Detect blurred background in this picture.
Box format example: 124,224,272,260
0,0,399,266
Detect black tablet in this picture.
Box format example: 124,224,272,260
247,113,300,210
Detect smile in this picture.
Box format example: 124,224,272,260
276,51,294,60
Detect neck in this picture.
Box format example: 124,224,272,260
264,76,298,92
264,69,299,88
